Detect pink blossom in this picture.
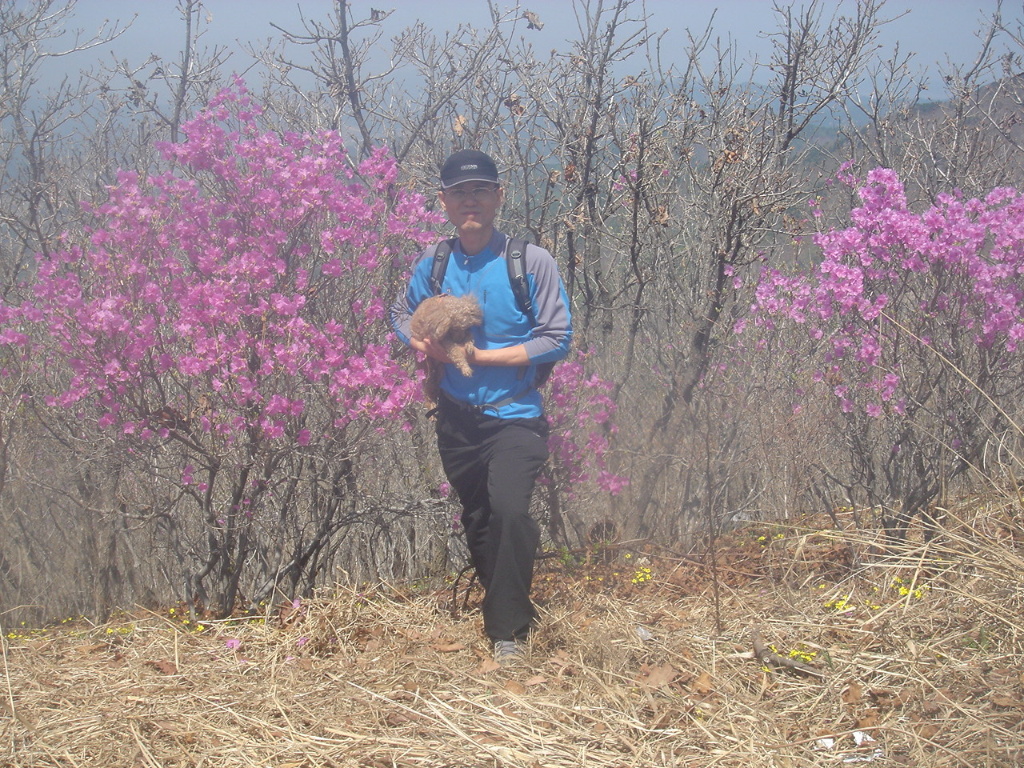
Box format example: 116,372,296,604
748,167,1024,421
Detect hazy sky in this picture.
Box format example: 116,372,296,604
61,0,1019,89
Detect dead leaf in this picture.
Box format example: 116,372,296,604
933,688,956,705
505,680,527,695
692,670,714,695
430,642,466,653
548,650,574,677
504,94,525,116
522,10,543,30
524,675,547,687
870,687,912,708
385,711,413,727
637,663,679,689
476,658,501,675
856,709,879,729
921,699,945,716
453,115,467,137
72,643,106,656
842,681,864,705
985,666,1019,685
278,601,301,626
653,707,691,729
145,659,178,675
991,693,1023,708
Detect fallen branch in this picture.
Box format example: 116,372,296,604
751,626,825,679
449,564,478,619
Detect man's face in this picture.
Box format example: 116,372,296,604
439,182,503,234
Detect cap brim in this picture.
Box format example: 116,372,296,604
441,175,500,189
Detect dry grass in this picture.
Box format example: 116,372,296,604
2,499,1022,767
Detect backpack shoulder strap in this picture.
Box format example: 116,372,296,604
505,236,536,324
429,237,457,295
504,235,557,387
427,235,555,387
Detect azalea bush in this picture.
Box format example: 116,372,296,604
538,350,628,543
746,168,1024,532
2,80,443,614
545,352,627,496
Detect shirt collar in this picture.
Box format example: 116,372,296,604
454,230,505,260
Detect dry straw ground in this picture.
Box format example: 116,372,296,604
2,500,1022,767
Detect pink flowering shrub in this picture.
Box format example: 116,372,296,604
26,83,440,432
537,349,629,542
746,168,1024,532
544,350,628,497
1,80,443,613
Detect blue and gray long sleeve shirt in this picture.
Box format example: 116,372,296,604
390,230,572,419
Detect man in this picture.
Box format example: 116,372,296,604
390,149,572,661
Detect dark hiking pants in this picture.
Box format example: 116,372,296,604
435,397,549,642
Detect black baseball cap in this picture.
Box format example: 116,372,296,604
440,150,499,189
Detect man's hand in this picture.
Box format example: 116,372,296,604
410,336,454,363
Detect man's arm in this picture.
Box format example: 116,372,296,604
472,343,530,366
413,337,528,366
409,336,460,364
520,244,572,364
388,250,432,345
464,244,570,369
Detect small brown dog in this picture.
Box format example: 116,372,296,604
410,294,483,405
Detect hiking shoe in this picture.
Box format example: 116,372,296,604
493,639,525,664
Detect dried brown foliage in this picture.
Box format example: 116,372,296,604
3,498,1021,767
